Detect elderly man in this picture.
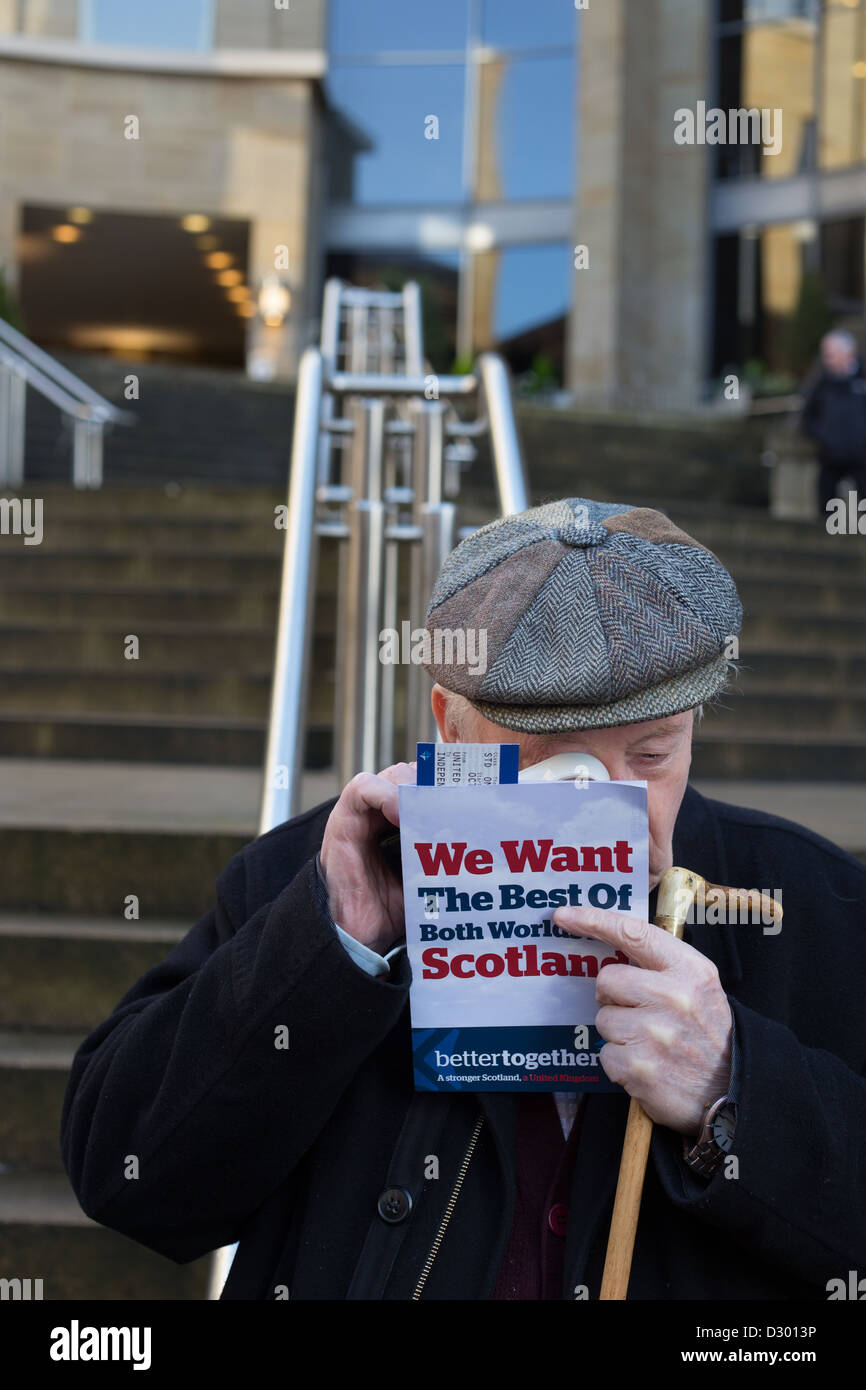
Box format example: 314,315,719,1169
61,498,866,1300
801,329,866,517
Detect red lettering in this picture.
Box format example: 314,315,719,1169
614,840,633,872
464,849,493,874
421,947,449,979
579,846,614,873
567,954,599,977
413,842,467,875
500,839,553,872
452,953,475,978
476,953,504,978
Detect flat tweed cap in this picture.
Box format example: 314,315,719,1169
422,497,743,732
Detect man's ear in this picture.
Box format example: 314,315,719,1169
431,684,455,742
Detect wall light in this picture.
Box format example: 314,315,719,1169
257,274,291,327
52,225,81,243
181,214,211,233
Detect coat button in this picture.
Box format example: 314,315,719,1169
377,1187,412,1224
548,1202,569,1237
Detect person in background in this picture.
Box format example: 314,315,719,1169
801,329,866,519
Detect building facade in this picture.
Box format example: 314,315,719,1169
1,0,861,402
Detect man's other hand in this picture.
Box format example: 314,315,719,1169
553,904,733,1135
319,763,416,957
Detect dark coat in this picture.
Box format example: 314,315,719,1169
801,361,866,468
60,784,866,1300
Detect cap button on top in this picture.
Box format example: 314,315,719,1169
377,1186,412,1224
554,518,608,548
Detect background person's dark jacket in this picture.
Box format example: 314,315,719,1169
801,360,866,467
60,785,866,1300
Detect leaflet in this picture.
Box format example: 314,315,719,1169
398,771,649,1092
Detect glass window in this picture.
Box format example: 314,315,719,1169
326,66,466,204
715,19,816,180
481,0,576,49
82,0,212,49
821,217,865,310
477,54,575,201
820,5,866,168
329,0,469,55
741,17,816,178
493,243,570,342
711,221,839,382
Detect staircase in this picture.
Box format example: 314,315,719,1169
2,407,864,1300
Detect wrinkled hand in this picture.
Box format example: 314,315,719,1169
553,904,733,1135
320,762,415,957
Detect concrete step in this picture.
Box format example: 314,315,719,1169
736,575,866,612
0,826,248,916
733,652,866,688
691,728,866,781
0,916,187,1031
0,549,282,587
4,482,283,518
0,670,278,718
0,1173,209,1298
0,1031,85,1172
0,758,342,912
0,710,274,763
24,517,286,553
739,610,866,650
0,621,280,670
0,585,280,624
704,688,866,733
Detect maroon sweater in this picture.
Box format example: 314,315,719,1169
493,1092,585,1300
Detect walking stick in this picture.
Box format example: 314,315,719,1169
598,866,783,1300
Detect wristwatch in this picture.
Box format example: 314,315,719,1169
683,1095,737,1178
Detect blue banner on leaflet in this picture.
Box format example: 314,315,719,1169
412,1025,622,1092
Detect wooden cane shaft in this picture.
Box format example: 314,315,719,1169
598,1095,654,1300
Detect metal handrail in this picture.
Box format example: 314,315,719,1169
0,316,134,487
0,317,133,422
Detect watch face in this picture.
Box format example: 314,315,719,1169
711,1104,737,1152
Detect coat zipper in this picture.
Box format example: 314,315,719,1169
411,1113,485,1301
